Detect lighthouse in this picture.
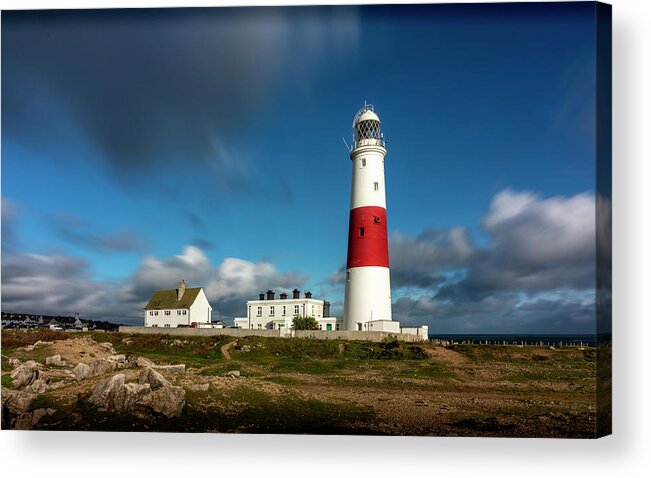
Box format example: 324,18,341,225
343,104,394,332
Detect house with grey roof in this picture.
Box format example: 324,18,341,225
144,280,212,328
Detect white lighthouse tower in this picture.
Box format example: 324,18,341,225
343,104,396,332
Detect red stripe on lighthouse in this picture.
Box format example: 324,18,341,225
346,206,389,269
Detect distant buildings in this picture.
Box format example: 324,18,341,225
144,280,213,328
234,289,342,334
0,312,116,331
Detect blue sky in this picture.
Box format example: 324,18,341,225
2,3,603,333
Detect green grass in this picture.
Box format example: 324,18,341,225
30,393,57,411
1,374,15,389
92,332,234,368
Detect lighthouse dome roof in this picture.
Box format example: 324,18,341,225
354,108,380,125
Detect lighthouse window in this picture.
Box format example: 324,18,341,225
359,227,365,237
361,158,366,167
374,182,379,191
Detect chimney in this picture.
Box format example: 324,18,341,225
292,288,300,299
266,290,275,300
178,280,186,301
259,292,265,300
280,293,288,300
305,291,312,299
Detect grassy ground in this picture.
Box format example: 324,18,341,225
1,331,604,437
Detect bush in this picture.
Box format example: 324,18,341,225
292,316,320,330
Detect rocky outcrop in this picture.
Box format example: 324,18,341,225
136,356,155,367
225,370,241,378
138,368,170,390
89,370,186,418
8,358,21,368
137,385,185,418
10,361,49,392
1,388,37,429
99,342,116,355
1,388,36,415
73,362,92,381
45,354,67,366
89,374,151,413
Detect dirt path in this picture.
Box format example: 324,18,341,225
220,340,238,360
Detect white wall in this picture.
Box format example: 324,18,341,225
189,288,212,325
144,288,212,328
349,144,387,210
343,266,392,330
144,308,190,327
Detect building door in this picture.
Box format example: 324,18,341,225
326,324,332,331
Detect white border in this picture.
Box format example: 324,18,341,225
1,0,650,476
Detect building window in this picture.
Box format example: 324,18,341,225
177,310,181,315
149,311,153,316
270,306,275,317
182,310,187,316
374,182,379,191
359,227,365,237
152,324,158,327
361,158,366,167
282,306,286,316
257,324,262,329
164,324,171,328
294,305,300,315
311,305,315,315
165,310,171,316
154,311,159,316
336,324,340,331
257,307,262,317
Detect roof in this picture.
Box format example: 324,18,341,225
144,287,202,310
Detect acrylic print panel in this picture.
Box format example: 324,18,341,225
1,2,611,437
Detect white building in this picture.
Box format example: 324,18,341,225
144,280,213,328
234,289,342,334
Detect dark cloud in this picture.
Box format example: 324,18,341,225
325,189,598,333
2,7,360,195
50,213,148,252
1,244,307,324
389,227,475,289
437,190,596,301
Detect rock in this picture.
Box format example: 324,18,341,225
136,356,155,368
89,374,151,413
10,361,43,389
241,345,251,352
171,339,183,347
99,342,116,355
14,412,34,430
31,408,48,427
152,364,185,373
48,380,68,390
33,340,53,347
187,383,210,392
89,358,117,377
8,358,21,368
225,370,241,378
73,362,92,381
22,345,35,352
107,354,126,363
27,378,49,394
1,388,36,415
45,354,66,366
138,367,171,391
46,408,56,416
137,385,185,418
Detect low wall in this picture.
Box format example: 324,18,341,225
119,326,281,338
292,330,426,342
119,326,427,342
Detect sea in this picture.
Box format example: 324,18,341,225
427,334,610,347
